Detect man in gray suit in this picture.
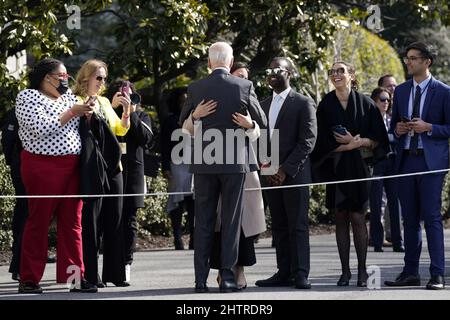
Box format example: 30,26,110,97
179,42,267,293
255,57,317,289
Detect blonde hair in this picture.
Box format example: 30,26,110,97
73,59,108,97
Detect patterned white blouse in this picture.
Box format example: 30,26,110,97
15,89,82,155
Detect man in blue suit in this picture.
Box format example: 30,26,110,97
385,42,450,290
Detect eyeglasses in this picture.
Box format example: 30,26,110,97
327,67,346,76
403,56,425,64
378,97,391,103
96,76,107,82
49,72,70,80
265,67,289,76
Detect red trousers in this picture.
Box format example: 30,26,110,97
20,150,84,284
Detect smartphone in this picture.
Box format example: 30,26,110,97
121,81,131,97
401,116,411,123
84,96,97,104
332,125,347,135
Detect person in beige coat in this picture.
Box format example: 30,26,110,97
182,62,266,290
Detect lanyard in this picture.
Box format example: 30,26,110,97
410,78,431,102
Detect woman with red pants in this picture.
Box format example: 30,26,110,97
15,58,97,294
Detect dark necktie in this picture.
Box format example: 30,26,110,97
409,85,422,152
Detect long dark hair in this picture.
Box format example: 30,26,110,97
230,62,249,74
28,58,63,90
371,86,392,113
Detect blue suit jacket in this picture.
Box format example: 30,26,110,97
389,76,450,172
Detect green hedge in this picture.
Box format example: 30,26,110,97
0,154,15,250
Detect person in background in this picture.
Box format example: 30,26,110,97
311,61,389,287
1,111,58,281
106,79,153,284
15,58,97,293
161,87,195,250
2,108,28,281
73,59,131,287
368,87,404,253
378,74,398,97
374,74,398,246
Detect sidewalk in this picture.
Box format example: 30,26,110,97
0,229,449,300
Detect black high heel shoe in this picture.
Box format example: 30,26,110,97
357,272,368,287
337,273,352,286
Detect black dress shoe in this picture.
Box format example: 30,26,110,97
426,275,445,290
111,281,130,287
337,273,351,286
384,273,421,287
70,279,98,293
357,272,368,287
18,282,43,294
194,283,209,293
47,255,57,263
96,282,106,288
374,247,384,252
294,276,311,289
255,272,293,287
220,279,240,293
393,245,405,252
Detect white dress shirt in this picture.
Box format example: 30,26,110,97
404,74,432,149
268,87,291,137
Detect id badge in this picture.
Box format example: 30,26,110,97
119,142,127,154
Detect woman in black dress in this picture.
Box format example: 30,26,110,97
312,61,389,287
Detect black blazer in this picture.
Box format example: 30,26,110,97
117,111,153,208
260,89,317,180
79,114,122,201
179,68,267,174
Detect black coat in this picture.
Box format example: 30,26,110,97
117,111,153,208
79,114,122,201
311,90,389,211
260,89,317,179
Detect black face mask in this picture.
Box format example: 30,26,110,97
56,79,69,95
48,76,69,95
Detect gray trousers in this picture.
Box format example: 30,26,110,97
193,173,245,283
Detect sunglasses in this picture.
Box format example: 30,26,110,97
49,72,70,80
379,97,391,103
327,67,346,76
96,76,107,82
265,67,289,76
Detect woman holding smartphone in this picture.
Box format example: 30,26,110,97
73,59,131,287
15,58,97,293
311,61,389,287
